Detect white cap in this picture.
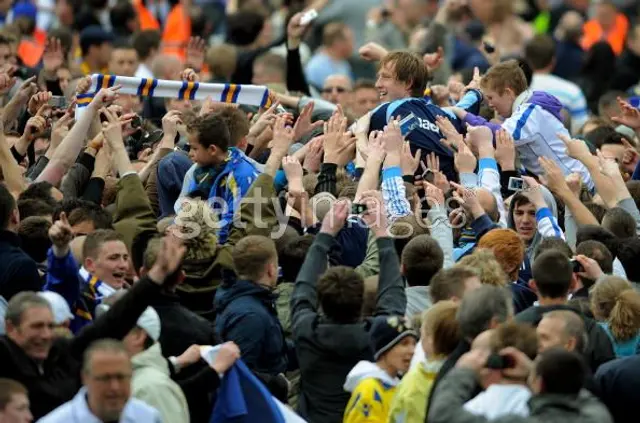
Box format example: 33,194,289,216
38,291,74,324
136,306,161,342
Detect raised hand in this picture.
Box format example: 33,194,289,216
359,190,389,238
423,180,445,207
558,133,593,163
185,37,206,72
380,117,404,153
520,176,547,208
48,211,74,249
0,66,17,93
495,129,516,170
303,136,324,173
249,102,278,137
611,97,640,130
180,68,199,83
358,42,389,62
147,234,187,285
271,114,295,156
450,181,483,217
101,108,127,149
282,155,303,191
27,91,53,116
23,115,48,142
423,46,444,73
51,108,75,150
14,76,38,104
320,198,351,236
287,12,308,48
363,130,386,164
539,156,569,195
401,141,421,176
436,115,464,151
91,86,121,109
42,37,65,73
324,110,356,166
565,173,583,197
161,110,183,138
597,149,623,181
465,67,482,91
75,76,92,96
293,101,324,141
621,138,639,174
454,141,477,174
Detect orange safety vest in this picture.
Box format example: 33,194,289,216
18,28,47,68
134,0,160,31
162,4,191,60
581,13,629,56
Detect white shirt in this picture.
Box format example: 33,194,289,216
464,384,532,419
530,73,589,135
135,63,154,80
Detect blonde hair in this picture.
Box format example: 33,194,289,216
421,301,461,356
591,276,640,341
458,250,509,287
480,60,528,96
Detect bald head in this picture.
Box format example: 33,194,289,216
322,74,353,107
472,329,494,350
477,188,499,222
556,11,584,42
151,54,182,80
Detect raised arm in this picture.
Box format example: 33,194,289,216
359,190,406,316
37,85,120,185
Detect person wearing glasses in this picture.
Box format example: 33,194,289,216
321,74,353,109
38,339,161,423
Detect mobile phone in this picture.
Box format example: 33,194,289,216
48,96,67,109
300,9,318,26
485,353,515,370
570,259,584,274
399,112,418,136
508,177,526,192
351,203,367,214
131,115,142,129
276,104,288,115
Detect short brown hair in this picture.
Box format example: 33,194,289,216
401,235,444,287
480,60,528,96
253,53,286,80
0,378,27,410
591,276,640,341
430,266,479,303
525,34,556,70
322,22,349,47
206,44,237,79
232,235,277,281
379,51,430,98
187,113,231,151
354,79,376,91
213,108,250,147
82,229,125,260
458,249,508,287
421,300,461,356
317,266,364,323
490,322,538,359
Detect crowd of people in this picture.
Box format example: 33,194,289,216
1,0,640,422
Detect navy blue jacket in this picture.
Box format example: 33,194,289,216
0,231,42,300
214,279,288,376
369,90,482,182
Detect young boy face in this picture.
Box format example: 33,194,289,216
513,202,537,242
484,87,517,118
188,132,218,167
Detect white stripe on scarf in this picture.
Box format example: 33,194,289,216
75,74,272,119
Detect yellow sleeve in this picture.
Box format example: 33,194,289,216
343,379,392,423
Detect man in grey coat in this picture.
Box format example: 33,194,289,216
429,347,612,423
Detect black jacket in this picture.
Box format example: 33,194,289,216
516,304,615,372
0,277,163,419
595,355,640,423
610,49,640,92
151,291,221,423
290,233,406,423
0,230,42,300
150,291,219,358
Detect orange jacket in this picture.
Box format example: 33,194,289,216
582,13,629,55
18,28,47,68
134,0,160,31
162,4,191,60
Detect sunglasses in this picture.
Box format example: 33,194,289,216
322,86,348,94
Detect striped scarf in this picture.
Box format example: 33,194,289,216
75,74,273,118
